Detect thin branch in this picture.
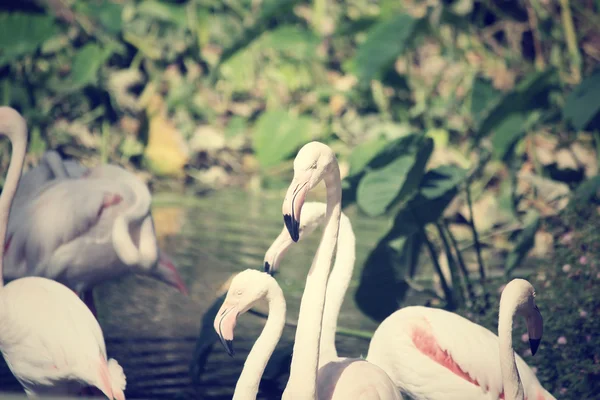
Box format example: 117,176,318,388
466,183,486,281
436,222,464,307
420,226,455,310
443,221,475,306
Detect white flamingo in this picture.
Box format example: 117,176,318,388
266,202,555,399
213,269,286,399
0,106,126,398
280,141,400,399
3,151,188,315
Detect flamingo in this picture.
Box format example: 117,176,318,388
265,202,555,399
0,106,126,398
3,151,188,316
280,141,401,399
213,269,286,399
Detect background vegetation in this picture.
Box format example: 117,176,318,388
1,0,600,398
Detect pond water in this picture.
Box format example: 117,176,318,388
0,187,404,399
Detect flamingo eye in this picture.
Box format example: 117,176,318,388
236,289,243,296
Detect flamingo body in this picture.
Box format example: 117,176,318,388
367,306,554,400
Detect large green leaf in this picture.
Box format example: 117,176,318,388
386,165,466,238
75,0,123,34
69,44,113,89
356,137,432,217
136,0,188,27
262,26,320,60
0,13,59,66
351,14,419,84
357,154,417,217
470,77,501,126
563,69,600,131
347,137,388,177
252,109,315,168
475,69,558,142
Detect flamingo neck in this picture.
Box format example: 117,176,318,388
284,165,342,399
319,213,355,367
0,109,28,287
234,282,286,400
498,293,524,400
111,177,156,269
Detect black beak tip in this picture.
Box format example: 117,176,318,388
224,339,235,357
529,338,541,356
283,214,300,242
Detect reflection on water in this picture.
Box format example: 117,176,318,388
0,189,393,399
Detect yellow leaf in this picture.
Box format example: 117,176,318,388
142,94,189,176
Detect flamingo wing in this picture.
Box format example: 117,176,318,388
0,277,113,397
4,179,126,285
367,306,546,400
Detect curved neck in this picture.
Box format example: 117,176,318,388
233,283,286,400
110,173,155,269
319,213,355,367
498,295,524,400
284,166,342,399
0,109,28,287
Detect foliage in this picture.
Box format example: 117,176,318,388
1,0,600,376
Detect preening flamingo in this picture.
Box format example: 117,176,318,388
214,269,286,399
280,142,400,399
267,201,555,400
0,106,126,398
3,150,188,315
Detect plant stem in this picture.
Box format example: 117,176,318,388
443,221,475,306
465,181,490,310
559,0,582,83
436,222,464,307
421,226,455,310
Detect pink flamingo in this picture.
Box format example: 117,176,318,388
4,152,188,316
0,106,126,398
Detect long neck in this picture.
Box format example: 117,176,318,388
318,213,355,367
284,166,342,399
233,284,286,400
111,174,154,268
0,109,28,287
498,296,524,400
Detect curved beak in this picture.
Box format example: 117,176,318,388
213,303,238,357
263,228,295,275
526,304,543,355
282,171,312,242
152,251,189,295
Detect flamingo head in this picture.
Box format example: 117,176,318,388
264,202,326,275
503,278,544,355
213,269,278,357
282,142,337,242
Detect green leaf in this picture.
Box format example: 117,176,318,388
386,166,465,238
347,137,388,177
356,136,430,217
252,109,315,169
69,44,113,89
225,116,248,138
357,154,417,217
263,26,320,60
504,212,541,277
471,77,501,126
0,13,59,66
420,165,467,199
475,69,558,142
490,113,527,160
351,13,419,84
569,176,600,207
563,69,600,131
136,0,188,27
75,0,123,34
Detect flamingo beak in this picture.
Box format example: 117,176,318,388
282,171,311,242
213,303,238,357
263,228,295,276
526,304,543,355
154,253,189,295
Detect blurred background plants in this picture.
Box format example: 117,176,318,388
1,0,600,397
